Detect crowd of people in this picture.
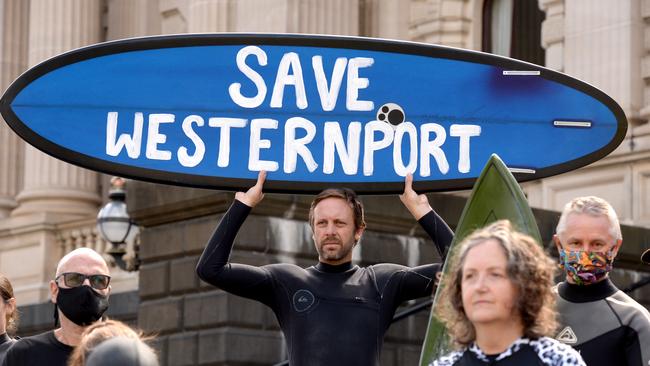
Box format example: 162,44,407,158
0,172,648,365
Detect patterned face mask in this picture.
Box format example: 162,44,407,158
559,249,614,285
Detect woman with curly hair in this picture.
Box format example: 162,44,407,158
431,220,585,366
67,319,158,366
0,273,18,365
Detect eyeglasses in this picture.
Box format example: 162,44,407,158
55,272,111,290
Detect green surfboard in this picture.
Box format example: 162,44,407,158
418,154,542,365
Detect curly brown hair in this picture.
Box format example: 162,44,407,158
67,319,154,366
0,273,18,335
436,220,557,347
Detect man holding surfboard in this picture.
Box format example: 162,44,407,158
196,171,452,365
552,196,650,366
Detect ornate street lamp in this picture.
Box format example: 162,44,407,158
97,177,139,271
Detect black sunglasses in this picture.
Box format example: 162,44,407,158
55,272,111,290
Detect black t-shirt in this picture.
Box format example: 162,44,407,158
2,330,73,366
0,333,15,366
196,200,454,366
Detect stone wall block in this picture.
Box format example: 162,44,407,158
541,16,565,47
149,335,168,366
140,224,184,261
139,262,170,299
138,297,182,334
168,331,198,366
184,290,267,330
170,256,200,294
380,343,397,366
396,344,422,365
183,215,221,254
232,215,273,251
359,232,410,264
385,308,431,342
197,327,284,365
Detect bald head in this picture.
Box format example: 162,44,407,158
56,248,110,278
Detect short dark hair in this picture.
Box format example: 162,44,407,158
309,188,366,231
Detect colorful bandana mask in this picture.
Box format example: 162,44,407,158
559,249,614,285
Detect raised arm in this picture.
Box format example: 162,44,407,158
399,174,453,259
196,172,274,302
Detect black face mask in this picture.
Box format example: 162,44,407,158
55,285,109,326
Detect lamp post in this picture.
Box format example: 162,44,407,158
97,177,139,271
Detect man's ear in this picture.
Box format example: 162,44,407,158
355,225,365,241
50,280,58,304
553,235,563,253
6,298,16,316
611,239,623,258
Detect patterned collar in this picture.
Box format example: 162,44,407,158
468,337,531,362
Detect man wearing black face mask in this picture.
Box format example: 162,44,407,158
2,248,111,366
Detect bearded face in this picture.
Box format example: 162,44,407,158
311,198,363,265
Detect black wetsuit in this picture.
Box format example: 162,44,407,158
554,279,650,366
196,200,453,366
0,333,15,366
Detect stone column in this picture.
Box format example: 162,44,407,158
12,0,103,217
287,0,359,35
540,0,565,72
0,0,28,218
188,0,231,32
106,0,161,40
409,0,471,48
362,0,409,40
231,0,359,34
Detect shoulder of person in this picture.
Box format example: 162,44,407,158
367,263,410,273
606,290,650,326
430,349,465,366
530,337,585,366
7,331,50,349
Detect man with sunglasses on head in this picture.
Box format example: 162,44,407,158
197,172,453,366
2,248,111,366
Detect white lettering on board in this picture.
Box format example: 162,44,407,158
178,115,206,168
323,121,361,175
363,121,394,176
229,47,375,113
312,56,347,112
249,118,279,172
346,57,374,112
284,117,318,173
228,46,268,108
270,52,308,110
420,123,449,176
450,124,481,173
393,122,418,176
106,112,143,159
145,113,174,161
208,117,248,168
104,111,482,178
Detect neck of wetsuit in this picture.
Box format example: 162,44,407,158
316,261,353,273
559,277,618,303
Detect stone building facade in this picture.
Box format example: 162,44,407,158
0,1,648,365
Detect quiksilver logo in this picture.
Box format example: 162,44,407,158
293,289,315,312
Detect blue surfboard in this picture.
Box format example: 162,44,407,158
0,34,627,193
